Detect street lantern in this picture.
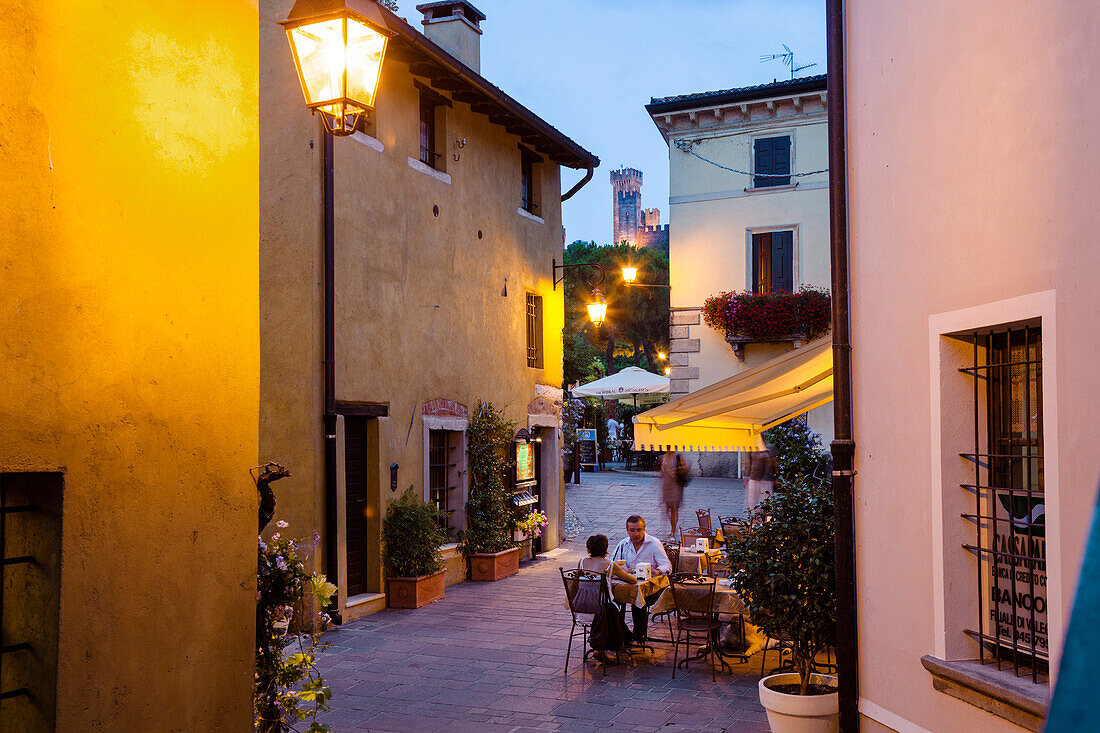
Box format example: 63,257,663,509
621,266,638,283
280,0,395,136
587,289,607,328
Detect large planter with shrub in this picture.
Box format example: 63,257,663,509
725,420,837,731
469,546,521,581
382,488,447,609
758,673,839,733
386,570,445,609
461,401,521,581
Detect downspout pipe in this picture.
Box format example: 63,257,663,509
827,0,858,729
561,166,593,202
322,128,342,625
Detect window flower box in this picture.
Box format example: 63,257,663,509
702,288,830,362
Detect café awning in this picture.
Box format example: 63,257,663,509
632,336,833,452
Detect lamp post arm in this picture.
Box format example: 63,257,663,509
552,258,606,290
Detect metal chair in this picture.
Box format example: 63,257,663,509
667,573,722,681
661,540,681,573
679,525,710,550
560,568,614,675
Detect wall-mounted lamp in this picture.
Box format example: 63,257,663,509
280,0,395,136
586,289,608,328
621,264,671,289
552,257,606,291
657,351,667,360
664,367,671,376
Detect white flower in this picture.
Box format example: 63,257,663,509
275,520,289,528
271,533,280,541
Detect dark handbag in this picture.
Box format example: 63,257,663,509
676,456,692,487
590,601,629,651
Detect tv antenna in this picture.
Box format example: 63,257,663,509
760,44,818,79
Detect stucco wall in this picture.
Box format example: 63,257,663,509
1,1,259,729
847,1,1100,730
260,0,567,609
663,108,833,447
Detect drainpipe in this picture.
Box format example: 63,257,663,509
827,0,858,729
322,128,342,625
561,166,593,202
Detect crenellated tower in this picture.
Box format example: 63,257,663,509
611,167,643,247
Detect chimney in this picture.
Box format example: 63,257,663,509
416,1,485,73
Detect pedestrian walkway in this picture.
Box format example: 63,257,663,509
316,470,768,732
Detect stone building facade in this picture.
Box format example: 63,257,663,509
610,167,669,253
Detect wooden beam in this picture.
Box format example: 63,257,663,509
335,401,389,418
453,91,487,105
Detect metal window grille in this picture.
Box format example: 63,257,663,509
960,326,1047,683
0,477,34,704
520,152,538,214
526,294,542,368
419,96,439,169
428,430,458,537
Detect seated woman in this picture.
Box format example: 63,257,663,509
577,534,637,662
579,534,639,584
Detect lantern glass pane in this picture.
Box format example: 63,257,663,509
345,19,387,109
587,301,607,325
622,267,638,283
289,18,347,108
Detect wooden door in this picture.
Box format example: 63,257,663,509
344,416,370,596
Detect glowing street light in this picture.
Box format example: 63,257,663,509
621,266,638,283
586,289,608,328
280,0,395,136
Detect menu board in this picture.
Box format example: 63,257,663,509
577,429,597,468
516,442,535,482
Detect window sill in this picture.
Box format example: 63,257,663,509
350,131,384,153
743,182,799,194
406,157,451,185
920,655,1048,731
516,207,544,224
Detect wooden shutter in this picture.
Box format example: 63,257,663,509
754,136,791,187
770,230,794,292
752,232,772,293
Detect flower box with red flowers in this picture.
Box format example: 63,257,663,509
702,287,831,359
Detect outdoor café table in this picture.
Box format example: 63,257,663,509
649,579,751,672
610,574,670,608
676,548,723,574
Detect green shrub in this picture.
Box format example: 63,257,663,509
462,401,517,556
727,474,836,695
763,418,830,487
381,488,446,578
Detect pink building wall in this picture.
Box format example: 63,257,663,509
846,1,1100,730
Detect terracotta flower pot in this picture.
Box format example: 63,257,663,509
386,570,445,609
758,673,839,733
469,546,521,581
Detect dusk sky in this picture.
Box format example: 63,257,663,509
397,0,826,244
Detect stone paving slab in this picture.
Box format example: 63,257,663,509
318,470,768,732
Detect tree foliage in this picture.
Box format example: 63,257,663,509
462,401,517,555
562,240,670,385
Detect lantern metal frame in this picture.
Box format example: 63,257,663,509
279,0,395,136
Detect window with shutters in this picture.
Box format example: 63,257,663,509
416,84,449,172
753,135,792,188
526,293,543,368
520,147,542,215
751,230,794,293
428,430,461,538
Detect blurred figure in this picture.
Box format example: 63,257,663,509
659,449,688,538
743,442,777,512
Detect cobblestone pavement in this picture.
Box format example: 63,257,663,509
317,469,769,733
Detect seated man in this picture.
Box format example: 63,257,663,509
610,515,673,644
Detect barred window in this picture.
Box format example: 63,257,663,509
526,293,543,369
428,430,459,538
960,325,1047,683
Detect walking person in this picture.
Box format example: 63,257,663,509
659,448,688,539
743,442,777,513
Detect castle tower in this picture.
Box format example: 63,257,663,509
610,167,643,247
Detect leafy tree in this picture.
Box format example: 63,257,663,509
562,240,669,385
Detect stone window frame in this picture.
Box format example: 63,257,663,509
421,400,469,544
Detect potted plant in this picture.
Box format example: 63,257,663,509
702,287,831,360
726,423,838,732
382,488,447,608
515,509,549,560
462,401,521,581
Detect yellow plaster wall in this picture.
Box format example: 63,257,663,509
847,1,1100,730
1,1,259,728
260,0,567,603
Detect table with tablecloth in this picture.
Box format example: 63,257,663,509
675,548,724,574
648,579,748,616
610,575,669,608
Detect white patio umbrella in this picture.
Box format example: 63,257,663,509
571,367,670,408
